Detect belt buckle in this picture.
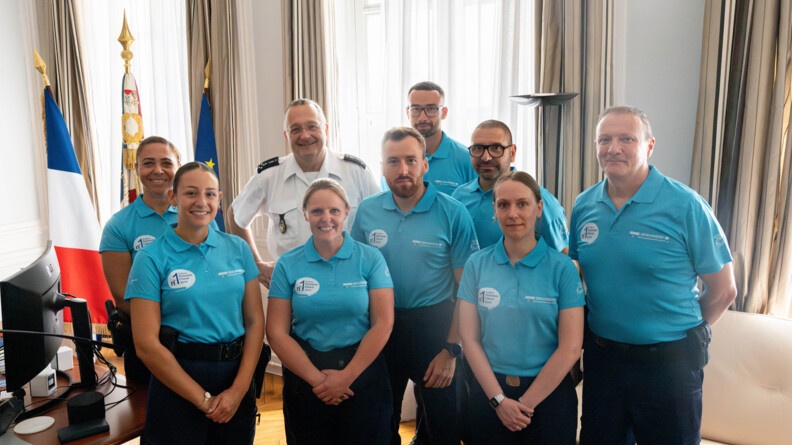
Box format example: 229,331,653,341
224,340,243,360
505,375,521,387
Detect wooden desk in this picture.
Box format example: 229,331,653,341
12,366,146,445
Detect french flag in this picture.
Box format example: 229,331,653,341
44,89,111,324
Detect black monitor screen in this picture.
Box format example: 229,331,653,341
0,241,64,393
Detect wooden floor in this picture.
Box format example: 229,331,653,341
103,352,416,445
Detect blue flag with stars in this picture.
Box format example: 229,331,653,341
195,92,225,231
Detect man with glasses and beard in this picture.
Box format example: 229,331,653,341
452,120,568,252
406,81,475,196
229,99,380,287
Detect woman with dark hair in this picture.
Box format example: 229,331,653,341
458,171,584,444
268,178,394,445
125,162,264,444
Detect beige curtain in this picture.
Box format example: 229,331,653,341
283,0,339,150
692,0,792,317
38,0,102,220
534,0,612,212
186,0,240,230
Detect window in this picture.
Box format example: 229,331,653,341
333,0,537,178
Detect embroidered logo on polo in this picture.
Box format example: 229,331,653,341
343,280,368,288
524,296,556,304
218,269,245,277
168,269,196,289
580,222,599,244
576,282,584,295
295,277,320,296
368,230,388,248
478,288,501,309
133,235,156,251
714,234,725,248
412,240,443,248
629,231,669,242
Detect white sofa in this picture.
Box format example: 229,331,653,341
700,310,792,445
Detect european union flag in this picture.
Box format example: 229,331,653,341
195,92,225,231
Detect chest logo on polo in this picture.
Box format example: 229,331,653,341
478,288,501,309
580,222,599,244
168,269,196,289
295,277,320,296
133,235,156,251
629,231,669,243
368,229,388,248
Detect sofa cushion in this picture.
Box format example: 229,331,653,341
701,310,792,445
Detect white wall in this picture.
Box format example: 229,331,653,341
0,0,49,280
614,0,705,185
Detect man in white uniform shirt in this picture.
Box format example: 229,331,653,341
228,99,380,287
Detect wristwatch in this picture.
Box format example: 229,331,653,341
443,342,462,358
201,391,211,409
489,393,505,409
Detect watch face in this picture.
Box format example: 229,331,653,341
489,397,500,409
446,343,462,357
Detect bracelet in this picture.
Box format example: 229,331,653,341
517,396,534,417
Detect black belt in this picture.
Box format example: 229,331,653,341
591,332,689,363
175,337,244,361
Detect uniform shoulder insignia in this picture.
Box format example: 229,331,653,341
257,156,280,174
341,153,367,169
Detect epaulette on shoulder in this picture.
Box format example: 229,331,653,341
257,156,280,174
340,153,367,169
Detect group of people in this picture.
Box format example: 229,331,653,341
98,80,737,445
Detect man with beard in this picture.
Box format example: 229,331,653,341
452,120,569,252
352,127,479,445
406,81,475,196
229,98,380,287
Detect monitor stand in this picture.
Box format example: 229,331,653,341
64,298,96,389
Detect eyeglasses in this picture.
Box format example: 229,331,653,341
468,144,511,158
287,123,323,136
407,105,443,118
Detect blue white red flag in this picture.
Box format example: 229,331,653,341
44,89,111,324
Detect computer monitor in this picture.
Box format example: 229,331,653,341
0,241,65,393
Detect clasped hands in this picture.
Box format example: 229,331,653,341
495,397,535,432
313,369,354,406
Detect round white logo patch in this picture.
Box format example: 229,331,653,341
478,287,501,310
168,269,196,289
133,235,157,251
580,222,599,244
368,229,389,248
295,277,320,296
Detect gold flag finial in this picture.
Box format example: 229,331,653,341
203,58,211,90
118,10,135,74
34,49,51,87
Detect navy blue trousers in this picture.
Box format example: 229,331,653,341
580,334,704,445
142,357,257,445
282,354,392,445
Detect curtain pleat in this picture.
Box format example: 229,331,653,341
693,0,792,317
534,0,611,212
47,0,102,221
186,0,240,229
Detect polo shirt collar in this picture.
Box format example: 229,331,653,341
163,225,219,252
133,195,178,218
596,165,663,205
493,236,548,268
304,232,354,262
383,181,438,213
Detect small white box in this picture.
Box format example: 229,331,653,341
30,365,57,397
57,346,74,371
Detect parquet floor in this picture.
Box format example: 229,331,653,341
102,352,416,445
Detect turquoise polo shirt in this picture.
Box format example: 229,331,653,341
269,233,393,351
100,196,219,259
125,227,258,344
452,178,569,250
458,237,584,376
569,166,733,344
424,132,476,196
351,182,479,309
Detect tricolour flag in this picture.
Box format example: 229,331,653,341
195,92,225,231
44,89,111,324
